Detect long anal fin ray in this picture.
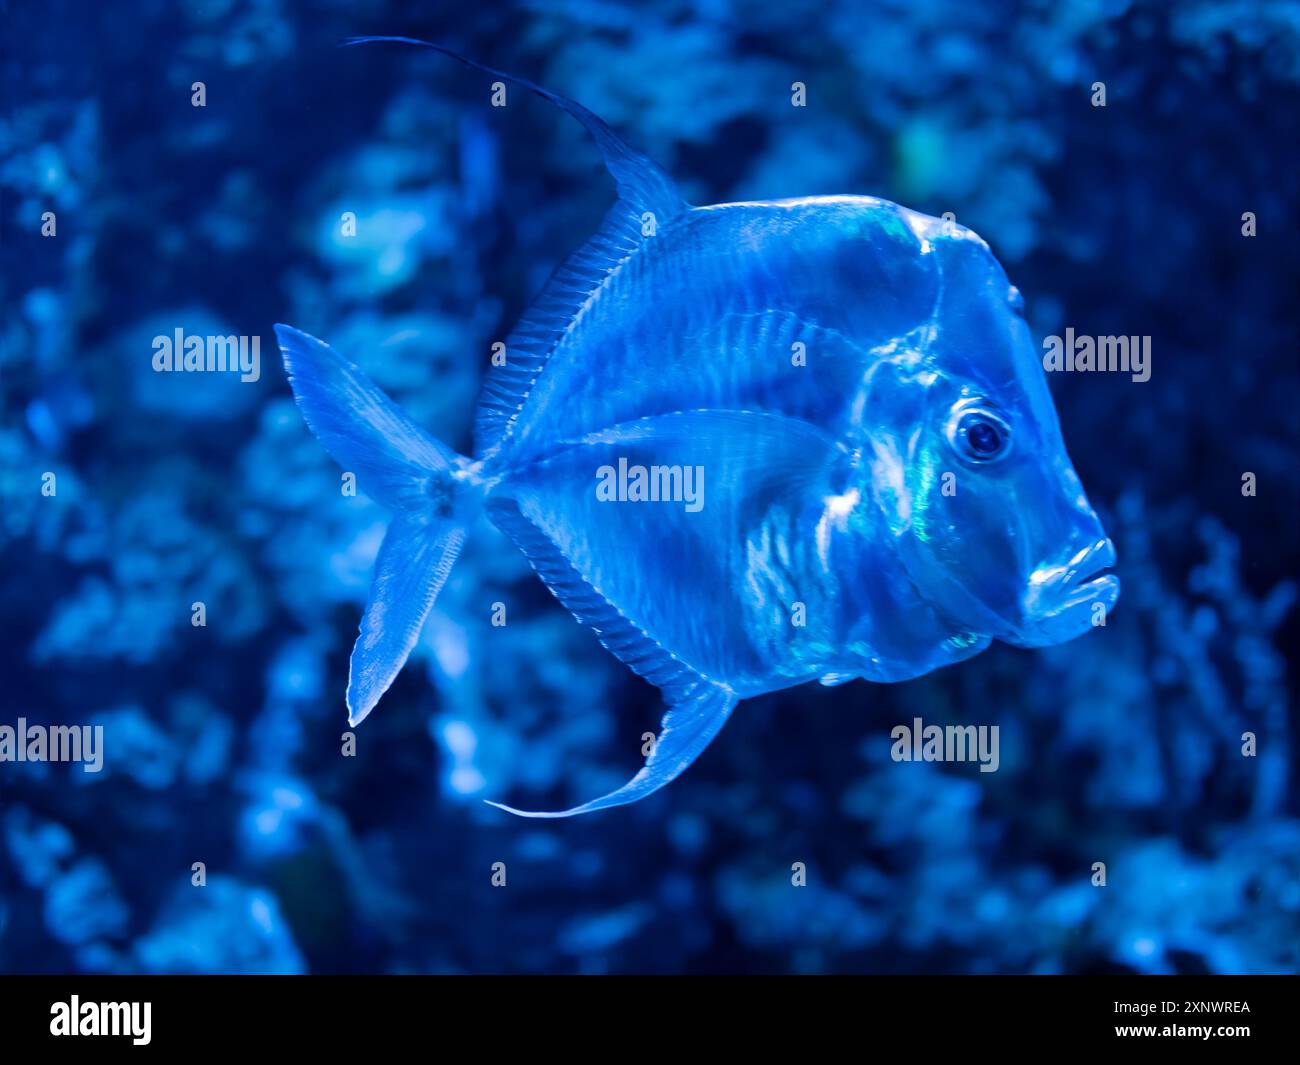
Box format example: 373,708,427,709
484,492,737,816
478,408,845,816
487,682,736,818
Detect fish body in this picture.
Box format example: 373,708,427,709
276,39,1119,816
485,196,995,696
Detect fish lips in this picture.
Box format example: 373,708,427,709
1010,537,1120,648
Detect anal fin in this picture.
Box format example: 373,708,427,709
480,409,848,814
487,680,736,818
485,487,738,817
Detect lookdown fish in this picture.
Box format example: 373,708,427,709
275,38,1120,817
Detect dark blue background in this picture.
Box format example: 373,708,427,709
1,0,1297,973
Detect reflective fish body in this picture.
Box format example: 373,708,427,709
275,38,1119,817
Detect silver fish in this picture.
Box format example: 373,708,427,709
275,38,1119,817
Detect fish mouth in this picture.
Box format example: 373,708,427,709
1014,538,1120,647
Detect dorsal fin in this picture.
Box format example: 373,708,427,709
345,37,682,218
344,37,688,456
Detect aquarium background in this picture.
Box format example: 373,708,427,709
2,0,1297,975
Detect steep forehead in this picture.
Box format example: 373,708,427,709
907,215,1052,416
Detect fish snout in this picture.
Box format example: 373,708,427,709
1015,537,1120,647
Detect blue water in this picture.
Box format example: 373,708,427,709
1,0,1296,974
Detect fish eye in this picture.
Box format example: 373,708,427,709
946,403,1012,464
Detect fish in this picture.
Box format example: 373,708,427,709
274,37,1120,817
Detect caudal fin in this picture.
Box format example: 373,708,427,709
274,324,475,726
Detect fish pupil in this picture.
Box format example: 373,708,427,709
967,420,1002,456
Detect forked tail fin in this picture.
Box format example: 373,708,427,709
274,324,477,726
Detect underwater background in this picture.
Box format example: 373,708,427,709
2,0,1297,974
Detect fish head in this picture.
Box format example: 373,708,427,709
862,212,1119,648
